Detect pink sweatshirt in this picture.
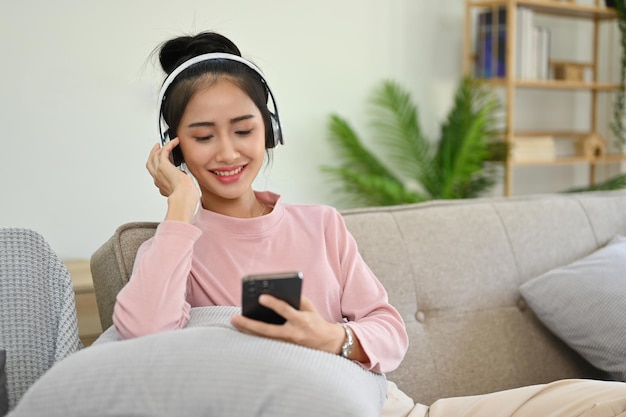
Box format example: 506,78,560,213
113,191,408,373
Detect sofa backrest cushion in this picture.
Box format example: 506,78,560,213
340,190,626,403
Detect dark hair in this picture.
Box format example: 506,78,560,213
158,31,275,151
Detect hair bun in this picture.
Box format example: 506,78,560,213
159,32,242,74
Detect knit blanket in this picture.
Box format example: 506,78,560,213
0,228,81,411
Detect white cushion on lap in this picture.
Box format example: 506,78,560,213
92,305,240,345
10,307,387,417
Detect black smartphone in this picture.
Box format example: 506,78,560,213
241,271,303,324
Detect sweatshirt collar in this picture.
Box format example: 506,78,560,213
193,191,283,237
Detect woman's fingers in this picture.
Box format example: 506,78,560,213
230,295,343,354
147,138,180,170
259,294,298,320
159,137,180,165
145,139,187,196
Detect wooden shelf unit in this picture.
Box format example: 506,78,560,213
481,78,620,90
509,154,626,166
464,0,623,195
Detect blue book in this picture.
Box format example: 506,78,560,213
476,7,506,79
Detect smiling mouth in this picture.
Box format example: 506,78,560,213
211,165,245,177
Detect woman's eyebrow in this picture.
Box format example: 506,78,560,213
187,114,255,128
230,114,254,124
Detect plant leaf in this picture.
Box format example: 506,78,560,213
320,166,424,206
564,172,626,193
326,114,403,183
611,0,626,146
435,76,502,198
368,80,435,192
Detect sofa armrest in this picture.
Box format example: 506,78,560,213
90,222,158,330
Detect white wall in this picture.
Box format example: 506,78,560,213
0,0,619,259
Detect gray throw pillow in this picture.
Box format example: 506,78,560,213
520,235,626,381
0,350,8,416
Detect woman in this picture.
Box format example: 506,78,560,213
112,31,409,376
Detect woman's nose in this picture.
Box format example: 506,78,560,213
215,135,239,163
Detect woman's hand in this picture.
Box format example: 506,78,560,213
146,139,199,222
146,138,191,197
231,295,367,362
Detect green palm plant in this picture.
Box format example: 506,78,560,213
321,76,506,207
610,0,626,146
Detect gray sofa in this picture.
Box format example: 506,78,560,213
90,189,626,406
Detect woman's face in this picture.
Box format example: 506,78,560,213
177,78,266,206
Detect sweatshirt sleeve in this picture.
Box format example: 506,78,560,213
330,210,409,374
113,221,202,339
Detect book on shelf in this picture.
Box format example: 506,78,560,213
516,7,525,79
475,7,506,78
526,24,550,80
475,6,550,80
510,136,556,162
534,26,550,80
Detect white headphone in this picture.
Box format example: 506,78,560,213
157,52,284,165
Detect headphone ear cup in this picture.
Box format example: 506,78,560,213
171,146,184,167
270,113,283,147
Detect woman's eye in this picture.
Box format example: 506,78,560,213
194,135,213,142
236,129,253,136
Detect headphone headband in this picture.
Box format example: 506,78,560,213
157,52,283,152
158,52,267,106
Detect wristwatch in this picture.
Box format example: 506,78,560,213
340,323,354,358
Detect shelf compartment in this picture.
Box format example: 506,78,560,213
479,78,621,91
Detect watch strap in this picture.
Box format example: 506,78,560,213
340,323,354,358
